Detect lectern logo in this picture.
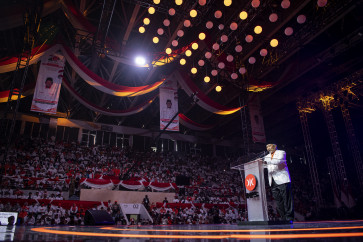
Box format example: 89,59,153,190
245,174,257,191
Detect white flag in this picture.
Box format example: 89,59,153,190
160,78,179,131
31,49,65,114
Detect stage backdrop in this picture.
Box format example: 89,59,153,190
160,78,179,131
249,96,266,143
31,48,65,114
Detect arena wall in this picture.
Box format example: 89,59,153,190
80,189,175,204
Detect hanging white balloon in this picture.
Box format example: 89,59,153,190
212,43,220,50
284,27,293,36
245,35,253,43
221,35,228,42
206,21,213,29
218,62,225,69
184,20,191,27
297,15,306,24
226,55,234,62
317,0,327,7
230,22,238,31
239,67,246,74
199,0,206,6
214,10,222,19
251,0,260,8
269,13,278,22
168,8,176,16
235,45,243,52
205,52,212,59
157,28,164,35
281,0,290,9
260,49,268,56
177,30,184,37
231,73,238,79
163,19,170,26
172,40,179,46
249,57,256,64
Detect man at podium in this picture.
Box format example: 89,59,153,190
264,143,294,221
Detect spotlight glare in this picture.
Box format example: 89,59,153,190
135,56,146,66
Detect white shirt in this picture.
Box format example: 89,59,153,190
264,150,291,186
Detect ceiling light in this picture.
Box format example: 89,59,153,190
270,39,278,47
135,56,146,66
199,32,206,40
166,48,172,54
190,9,197,18
254,26,262,34
148,7,155,14
143,18,150,25
239,11,248,20
139,26,145,33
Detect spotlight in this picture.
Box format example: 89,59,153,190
135,56,146,66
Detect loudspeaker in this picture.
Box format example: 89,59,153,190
84,210,115,225
176,175,190,186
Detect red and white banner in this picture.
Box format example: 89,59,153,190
248,95,266,143
31,49,65,114
160,78,179,131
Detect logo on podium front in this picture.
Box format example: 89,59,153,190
245,174,257,191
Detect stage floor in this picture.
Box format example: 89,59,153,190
1,220,363,241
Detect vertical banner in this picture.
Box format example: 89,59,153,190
160,78,179,131
31,49,65,114
249,95,266,143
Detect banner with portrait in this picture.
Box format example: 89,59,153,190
160,78,179,131
31,49,65,114
248,95,266,143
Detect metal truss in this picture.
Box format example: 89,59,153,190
1,3,42,162
322,109,349,190
340,105,363,191
326,156,340,202
298,111,324,208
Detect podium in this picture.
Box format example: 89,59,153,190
232,158,268,221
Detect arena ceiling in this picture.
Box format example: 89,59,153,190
1,0,363,153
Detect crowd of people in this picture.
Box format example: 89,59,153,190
0,136,345,225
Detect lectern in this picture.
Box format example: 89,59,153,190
232,157,268,221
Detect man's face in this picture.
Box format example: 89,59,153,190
45,80,53,88
166,101,172,108
266,144,276,153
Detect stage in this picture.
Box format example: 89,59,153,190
2,220,363,241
